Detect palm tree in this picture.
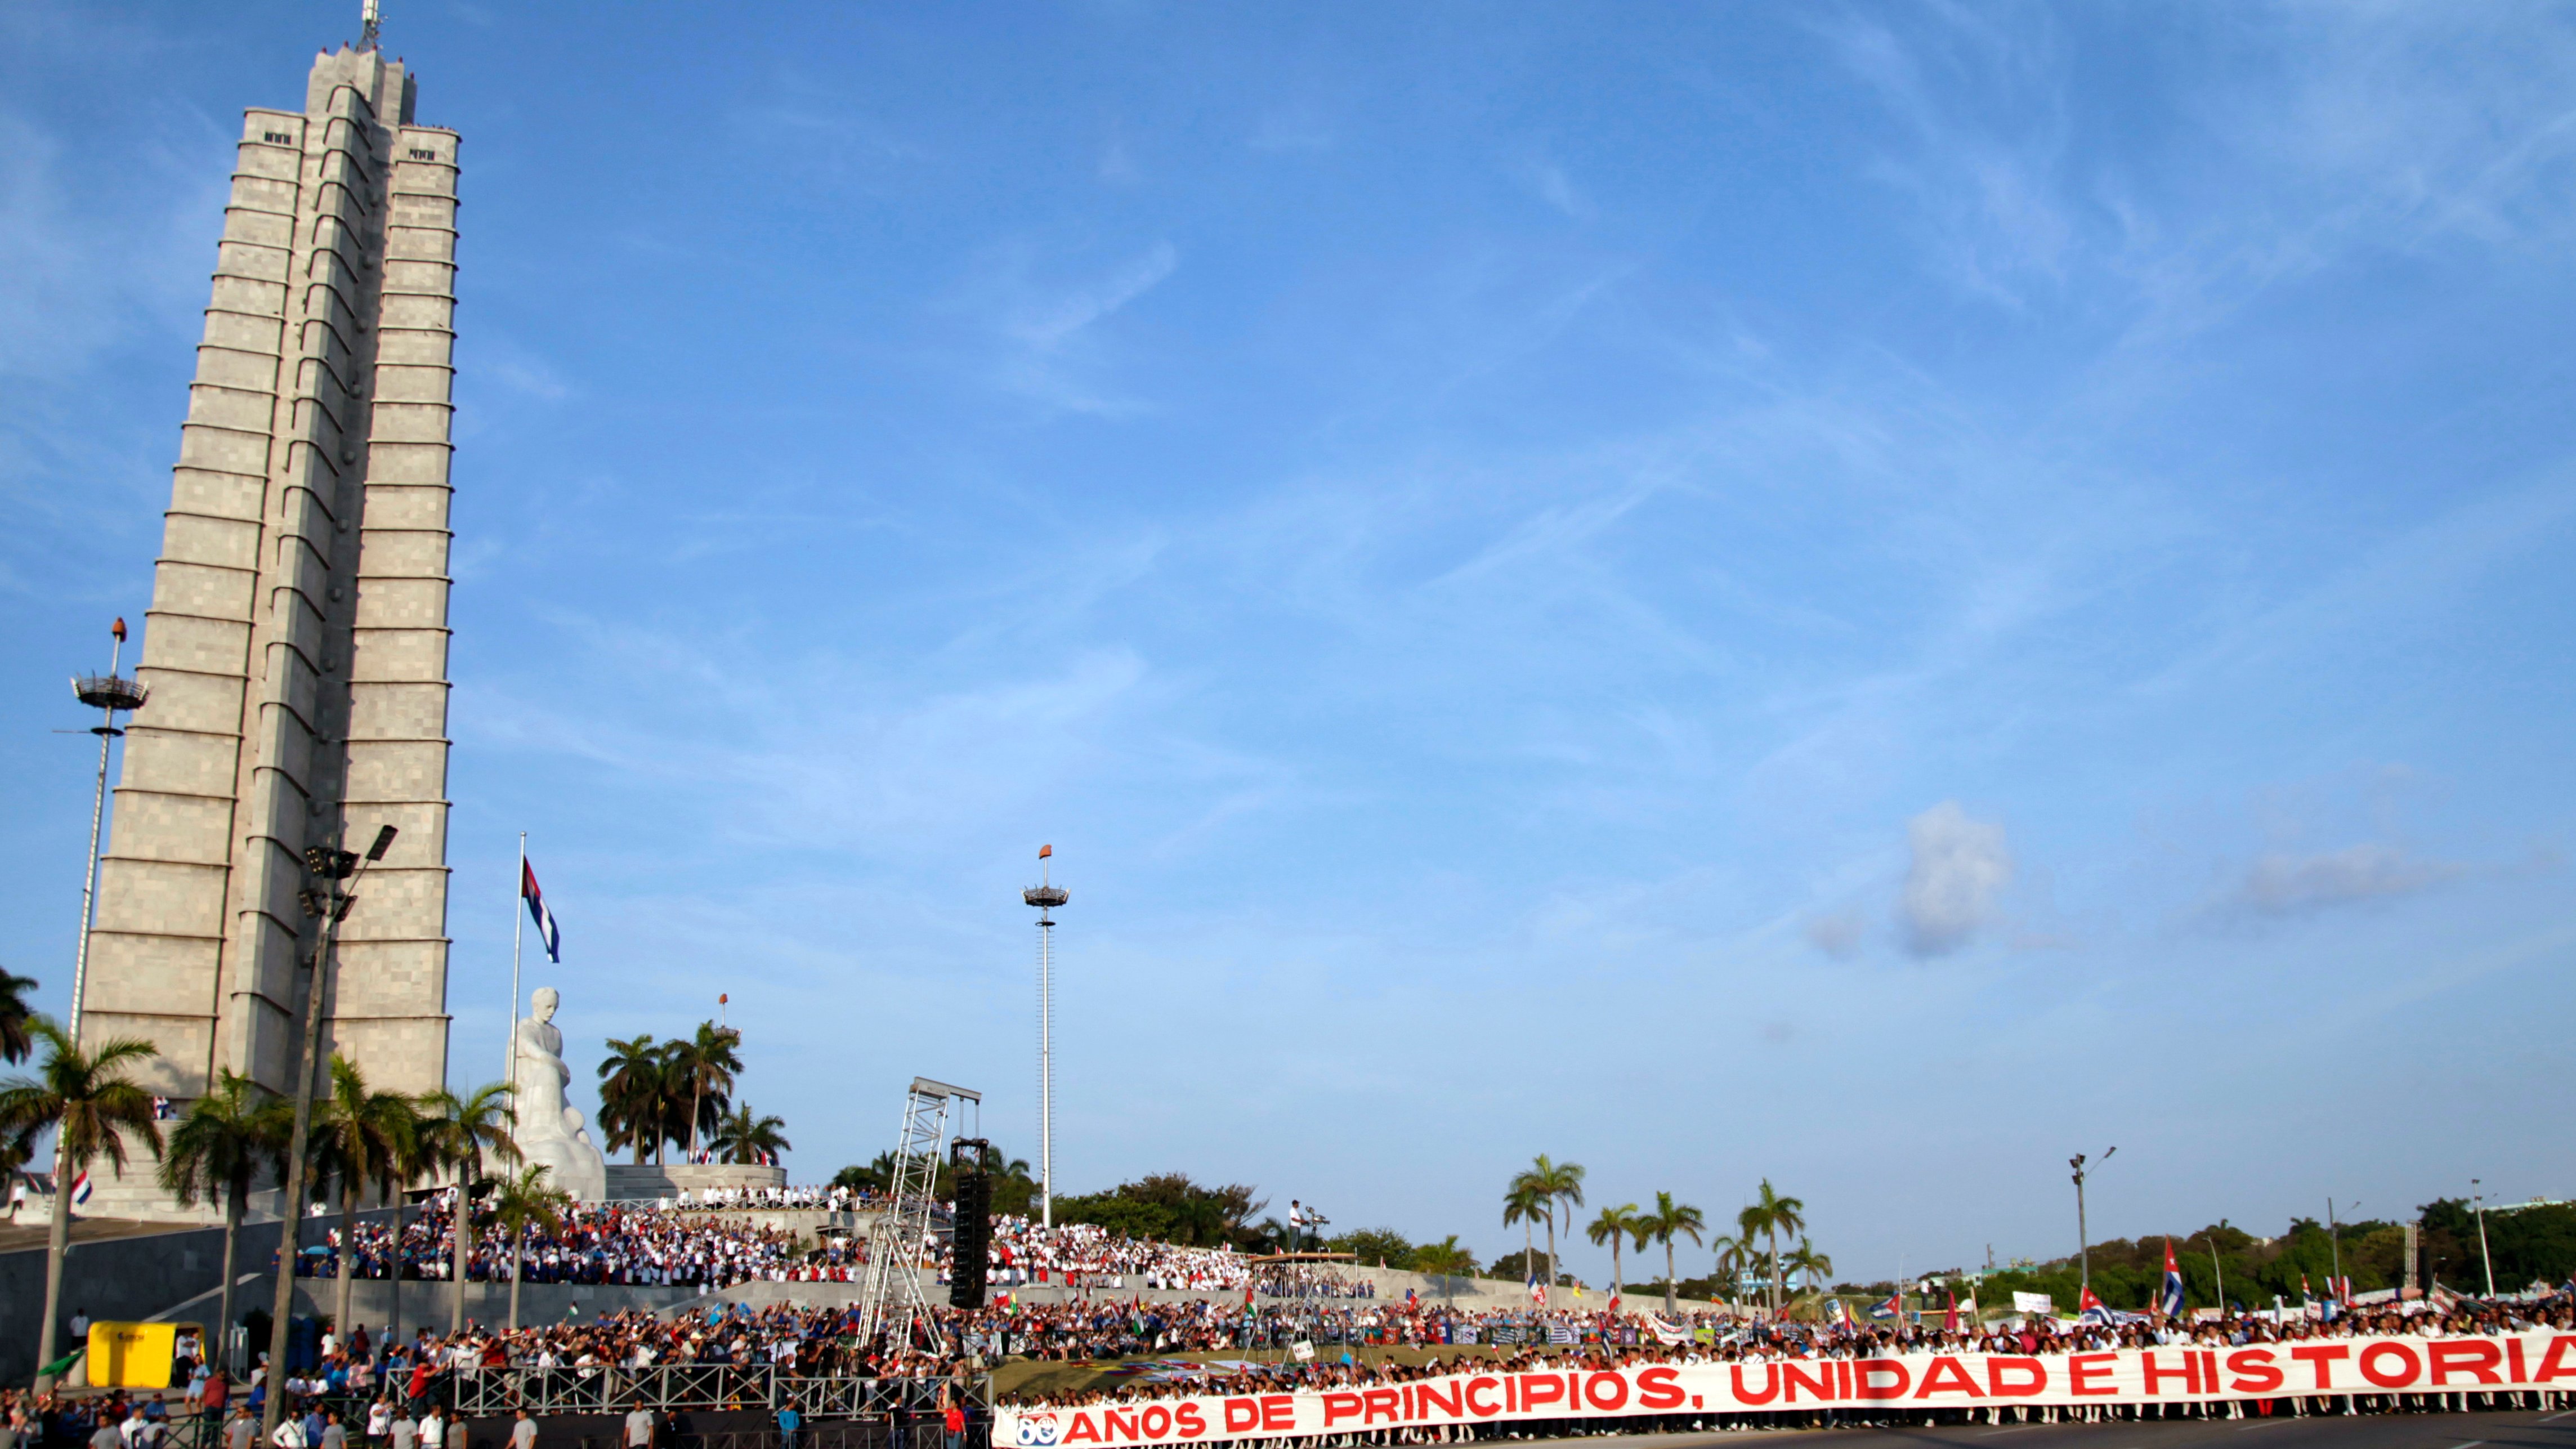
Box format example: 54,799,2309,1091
1501,1180,1548,1291
1414,1235,1476,1303
1509,1155,1585,1304
1640,1191,1706,1316
594,1034,668,1165
487,1163,573,1331
1784,1238,1833,1300
709,1102,790,1165
417,1083,518,1334
664,1022,742,1162
1742,1179,1805,1311
307,1055,422,1338
0,967,38,1063
156,1070,286,1348
1705,1232,1754,1308
1586,1204,1641,1303
0,1018,162,1389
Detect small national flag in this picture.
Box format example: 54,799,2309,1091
2158,1241,2186,1318
1870,1290,1903,1320
2078,1284,2109,1323
521,860,561,961
1527,1271,1545,1304
2298,1272,2312,1302
70,1171,92,1206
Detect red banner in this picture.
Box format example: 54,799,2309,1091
998,1334,2576,1449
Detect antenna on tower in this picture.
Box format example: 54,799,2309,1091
360,0,382,51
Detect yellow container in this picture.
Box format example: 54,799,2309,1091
86,1322,202,1390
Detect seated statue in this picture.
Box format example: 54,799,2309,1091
510,986,609,1201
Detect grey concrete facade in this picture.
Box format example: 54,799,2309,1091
85,45,459,1147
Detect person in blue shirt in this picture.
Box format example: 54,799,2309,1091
773,1401,800,1449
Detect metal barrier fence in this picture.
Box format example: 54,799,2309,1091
450,1366,988,1419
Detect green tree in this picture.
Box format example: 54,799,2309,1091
594,1034,670,1165
1413,1235,1478,1300
1640,1191,1706,1316
307,1054,422,1338
0,1018,162,1389
710,1102,790,1165
1785,1238,1834,1299
664,1022,743,1161
1705,1232,1755,1304
156,1069,287,1348
1509,1155,1585,1304
0,967,37,1064
1738,1179,1805,1310
415,1083,518,1334
1502,1180,1548,1288
488,1163,573,1331
1586,1203,1641,1307
1324,1226,1416,1269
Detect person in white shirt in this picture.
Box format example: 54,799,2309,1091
271,1419,306,1449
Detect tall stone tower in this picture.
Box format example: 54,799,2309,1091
83,41,459,1133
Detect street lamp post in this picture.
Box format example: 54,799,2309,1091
258,824,396,1446
2473,1180,2497,1299
2069,1147,2115,1297
2326,1197,2355,1310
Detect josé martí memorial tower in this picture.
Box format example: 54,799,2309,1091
77,25,461,1214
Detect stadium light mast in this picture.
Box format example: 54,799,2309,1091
1023,845,1067,1230
66,618,148,1044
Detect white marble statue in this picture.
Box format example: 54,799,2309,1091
509,986,608,1201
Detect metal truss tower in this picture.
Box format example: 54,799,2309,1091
857,1076,979,1349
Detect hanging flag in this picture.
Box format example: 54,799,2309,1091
2298,1271,2312,1302
1943,1287,1958,1333
2158,1240,2186,1317
1527,1270,1545,1304
522,860,561,961
70,1171,93,1206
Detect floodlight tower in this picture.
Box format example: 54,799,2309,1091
1023,845,1068,1229
68,618,147,1044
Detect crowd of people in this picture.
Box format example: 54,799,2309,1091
940,1217,1255,1295
1001,1292,2576,1422
291,1201,809,1289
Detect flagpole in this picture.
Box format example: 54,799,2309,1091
507,831,525,1090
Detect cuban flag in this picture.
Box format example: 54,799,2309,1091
2078,1283,2110,1323
1870,1290,1903,1320
70,1170,92,1206
1526,1270,1545,1304
2158,1240,2186,1317
521,860,561,961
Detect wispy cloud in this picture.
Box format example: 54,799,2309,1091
968,240,1180,416
2214,842,2462,920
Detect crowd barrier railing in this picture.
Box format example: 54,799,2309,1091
448,1365,989,1419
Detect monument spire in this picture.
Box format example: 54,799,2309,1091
360,0,382,51
80,35,462,1215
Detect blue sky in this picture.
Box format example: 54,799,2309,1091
5,1,2575,1287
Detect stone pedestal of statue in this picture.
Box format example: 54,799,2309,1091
509,987,609,1201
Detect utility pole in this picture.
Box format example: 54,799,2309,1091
2070,1147,2115,1295
2472,1180,2497,1299
2325,1197,2354,1312
259,825,396,1447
